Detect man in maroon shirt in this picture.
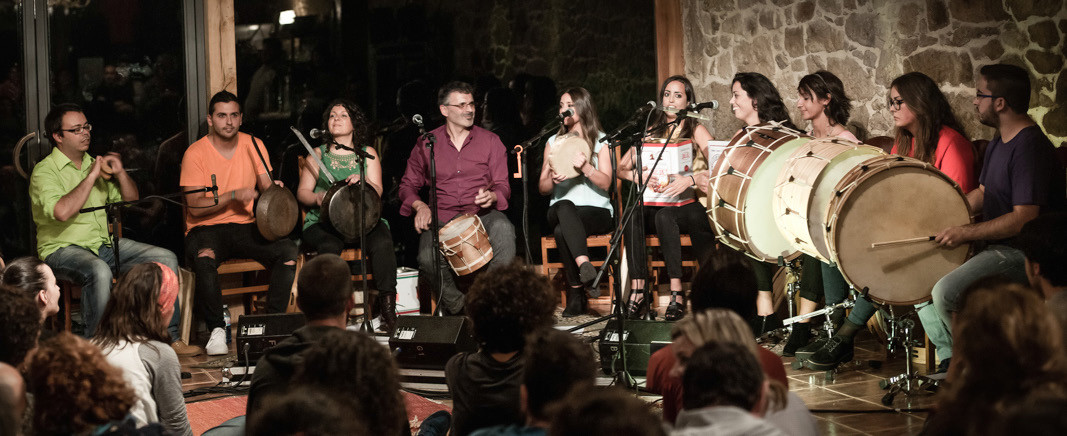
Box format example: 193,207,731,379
399,81,515,315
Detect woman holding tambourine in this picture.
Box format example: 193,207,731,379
538,87,614,317
297,99,398,330
617,75,715,321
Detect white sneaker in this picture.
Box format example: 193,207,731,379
205,327,229,356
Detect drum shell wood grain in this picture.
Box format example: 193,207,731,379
438,214,494,276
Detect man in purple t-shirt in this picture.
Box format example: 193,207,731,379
399,81,516,315
929,64,1066,364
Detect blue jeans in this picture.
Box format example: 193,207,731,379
418,210,516,315
46,238,180,339
930,245,1029,332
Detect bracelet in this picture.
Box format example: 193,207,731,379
690,175,697,186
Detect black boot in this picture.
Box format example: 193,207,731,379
782,324,813,357
562,286,585,318
378,293,397,332
664,291,686,321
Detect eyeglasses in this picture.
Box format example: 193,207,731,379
444,102,476,110
888,98,905,111
60,123,92,134
976,92,1000,100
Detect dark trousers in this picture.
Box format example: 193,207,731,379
302,221,398,295
546,200,613,287
185,223,298,329
418,210,515,315
625,201,714,280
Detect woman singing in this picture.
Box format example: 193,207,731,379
297,99,398,331
538,87,614,317
618,75,715,321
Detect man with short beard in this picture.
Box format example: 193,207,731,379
181,91,298,355
930,64,1066,356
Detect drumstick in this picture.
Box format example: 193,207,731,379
870,236,935,248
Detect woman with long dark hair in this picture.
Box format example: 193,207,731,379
1,257,61,322
92,262,192,436
297,99,398,331
618,75,715,321
538,87,614,317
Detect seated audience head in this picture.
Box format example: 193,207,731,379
522,328,597,424
549,387,666,436
976,63,1032,127
887,71,966,163
92,262,176,350
797,70,852,125
1015,212,1067,298
670,309,758,378
247,388,368,436
466,260,556,353
295,253,353,322
689,246,759,317
1,256,61,320
0,285,42,367
994,394,1067,435
933,280,1067,435
292,329,407,436
731,72,797,129
682,341,767,414
27,333,136,435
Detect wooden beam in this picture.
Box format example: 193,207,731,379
204,0,237,96
654,0,685,85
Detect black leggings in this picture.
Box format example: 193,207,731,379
625,201,715,280
546,200,614,287
302,221,398,296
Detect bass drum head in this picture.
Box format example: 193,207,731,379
324,182,381,242
829,157,971,305
255,185,299,241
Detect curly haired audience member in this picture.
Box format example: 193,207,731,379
92,263,193,436
27,332,154,435
471,328,598,435
920,280,1067,435
291,329,409,436
447,260,557,435
549,387,665,436
673,341,784,435
0,285,42,368
247,388,369,436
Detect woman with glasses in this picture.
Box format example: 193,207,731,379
618,75,715,321
538,87,613,317
802,71,976,371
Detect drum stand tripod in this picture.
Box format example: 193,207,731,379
756,257,803,344
876,306,939,406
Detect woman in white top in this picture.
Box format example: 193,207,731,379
538,87,614,317
93,262,192,436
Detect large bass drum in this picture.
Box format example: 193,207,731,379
321,181,382,242
255,185,299,241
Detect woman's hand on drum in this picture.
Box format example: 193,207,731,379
550,170,567,184
345,174,362,185
316,191,326,207
692,171,710,194
661,174,692,197
571,153,589,174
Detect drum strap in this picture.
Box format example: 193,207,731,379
250,135,275,180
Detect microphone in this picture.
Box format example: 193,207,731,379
690,100,720,111
413,114,434,146
663,106,711,121
210,174,219,205
557,109,574,120
412,114,425,130
309,128,325,139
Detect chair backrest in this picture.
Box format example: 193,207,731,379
865,136,894,154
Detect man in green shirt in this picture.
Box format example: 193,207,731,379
29,104,199,355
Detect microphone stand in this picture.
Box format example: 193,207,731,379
565,116,682,390
420,129,447,317
355,147,372,332
515,118,565,262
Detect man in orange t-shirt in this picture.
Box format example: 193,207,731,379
181,91,298,355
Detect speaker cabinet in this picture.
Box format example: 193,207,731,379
389,315,477,370
597,319,674,376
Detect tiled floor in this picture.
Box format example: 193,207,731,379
181,296,941,435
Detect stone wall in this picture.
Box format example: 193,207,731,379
680,0,1067,146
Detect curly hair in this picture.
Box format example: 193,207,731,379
523,328,597,421
465,260,557,353
321,98,371,150
548,387,665,436
798,70,852,126
28,333,135,435
0,285,42,366
248,387,369,436
930,280,1067,435
292,329,407,436
732,72,798,130
92,263,170,352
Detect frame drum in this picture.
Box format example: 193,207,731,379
255,185,299,241
773,138,885,262
708,123,807,262
826,155,971,305
321,181,382,242
547,133,589,179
